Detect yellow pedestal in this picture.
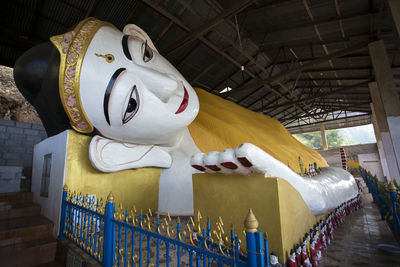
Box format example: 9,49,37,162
64,131,161,212
193,173,325,264
62,131,324,263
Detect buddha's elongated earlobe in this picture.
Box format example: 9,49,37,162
123,24,158,53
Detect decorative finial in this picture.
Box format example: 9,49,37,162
107,192,114,203
298,156,304,175
388,182,397,192
219,216,224,226
63,184,68,191
197,210,202,221
244,208,259,233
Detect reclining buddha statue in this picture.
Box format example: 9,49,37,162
14,17,358,216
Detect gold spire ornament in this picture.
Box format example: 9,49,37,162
244,208,259,233
50,17,113,133
388,182,397,192
107,192,114,203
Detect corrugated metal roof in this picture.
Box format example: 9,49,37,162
1,0,398,129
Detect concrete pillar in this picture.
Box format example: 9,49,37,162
368,80,400,182
388,0,400,47
320,123,328,150
370,102,390,180
369,40,400,183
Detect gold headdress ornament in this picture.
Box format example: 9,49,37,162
50,17,112,133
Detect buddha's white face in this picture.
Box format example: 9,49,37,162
80,25,199,145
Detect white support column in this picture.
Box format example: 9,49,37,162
320,123,328,150
368,80,400,182
388,0,400,47
370,102,390,180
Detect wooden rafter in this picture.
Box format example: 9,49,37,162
223,41,369,97
158,0,256,55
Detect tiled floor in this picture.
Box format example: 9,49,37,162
319,199,400,266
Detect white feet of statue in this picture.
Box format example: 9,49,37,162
191,143,359,216
191,143,300,177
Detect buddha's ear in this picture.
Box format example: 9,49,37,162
88,135,172,172
123,24,158,53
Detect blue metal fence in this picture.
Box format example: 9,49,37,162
59,185,271,266
359,168,400,242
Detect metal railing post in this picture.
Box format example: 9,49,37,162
263,233,270,267
244,209,258,267
177,217,181,265
254,232,265,267
103,192,115,267
59,184,68,239
389,183,400,240
234,236,240,264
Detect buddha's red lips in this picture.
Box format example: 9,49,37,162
175,86,189,114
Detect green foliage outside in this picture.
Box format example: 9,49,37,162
293,129,354,149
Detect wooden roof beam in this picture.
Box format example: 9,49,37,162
285,113,371,129
158,0,256,56
280,103,371,122
252,10,378,37
260,32,392,52
224,41,370,97
257,81,370,112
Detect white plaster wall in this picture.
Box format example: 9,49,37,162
359,153,384,181
31,130,69,237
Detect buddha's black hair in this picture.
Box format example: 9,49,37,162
14,42,71,136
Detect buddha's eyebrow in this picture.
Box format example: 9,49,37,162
122,35,132,60
103,68,126,125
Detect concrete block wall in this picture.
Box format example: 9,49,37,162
318,143,384,179
0,166,23,193
0,119,47,167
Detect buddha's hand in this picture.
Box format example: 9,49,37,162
191,143,287,176
89,135,172,172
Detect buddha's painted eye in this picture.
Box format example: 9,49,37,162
141,40,153,63
123,85,139,124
